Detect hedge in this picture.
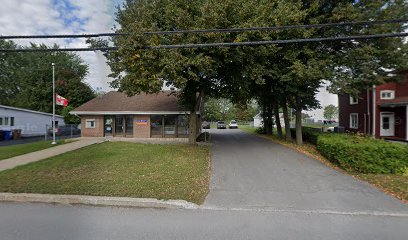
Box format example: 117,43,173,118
317,134,408,174
290,127,322,145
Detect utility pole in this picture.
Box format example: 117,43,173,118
52,63,56,145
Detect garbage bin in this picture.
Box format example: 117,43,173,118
2,130,12,140
12,129,22,140
0,130,3,141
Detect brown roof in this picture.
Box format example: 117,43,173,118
72,91,186,113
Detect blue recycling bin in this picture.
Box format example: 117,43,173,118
2,130,12,140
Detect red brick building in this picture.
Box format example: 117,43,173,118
71,91,200,138
338,74,408,141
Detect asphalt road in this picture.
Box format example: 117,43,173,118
205,129,408,214
0,202,407,240
0,129,407,239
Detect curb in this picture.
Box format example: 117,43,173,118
0,193,199,209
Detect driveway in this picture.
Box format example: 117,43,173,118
204,129,408,213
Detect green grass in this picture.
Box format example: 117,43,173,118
0,142,210,204
0,140,66,160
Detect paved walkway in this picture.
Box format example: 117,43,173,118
0,139,101,171
204,129,408,214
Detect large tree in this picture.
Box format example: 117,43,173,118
106,0,257,143
323,104,339,120
0,40,95,118
105,0,407,144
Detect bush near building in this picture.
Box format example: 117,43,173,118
290,127,322,145
317,134,408,174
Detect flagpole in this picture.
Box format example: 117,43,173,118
52,63,56,145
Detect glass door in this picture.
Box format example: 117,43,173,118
125,115,134,137
104,116,113,137
164,115,177,138
151,115,163,137
115,115,124,137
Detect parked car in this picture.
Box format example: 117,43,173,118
217,121,226,129
202,121,211,129
47,125,81,136
228,120,238,129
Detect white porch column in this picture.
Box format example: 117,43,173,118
372,85,376,138
406,105,408,141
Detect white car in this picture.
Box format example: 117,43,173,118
228,120,238,129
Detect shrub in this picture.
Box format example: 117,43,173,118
317,134,408,174
255,127,266,134
196,132,210,142
290,127,322,145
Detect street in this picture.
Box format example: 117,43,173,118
0,202,407,240
0,129,407,239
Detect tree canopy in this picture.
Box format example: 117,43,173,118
105,0,408,144
0,40,95,123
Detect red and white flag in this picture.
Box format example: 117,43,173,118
56,94,69,107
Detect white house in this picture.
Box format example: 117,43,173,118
253,113,263,128
253,113,286,128
0,105,65,137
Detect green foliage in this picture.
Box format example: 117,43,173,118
0,40,95,114
0,140,66,160
317,134,408,174
61,106,81,124
204,98,256,122
290,127,322,145
255,127,267,134
101,0,407,144
323,104,339,120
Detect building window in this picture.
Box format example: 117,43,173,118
10,117,14,126
350,113,358,129
85,119,96,128
380,90,395,100
0,117,2,125
350,96,358,105
4,117,9,126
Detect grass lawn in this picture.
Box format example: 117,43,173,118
0,140,66,160
0,142,210,204
240,125,408,202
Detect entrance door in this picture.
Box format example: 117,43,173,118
125,115,133,137
104,116,113,137
115,115,124,137
380,112,395,137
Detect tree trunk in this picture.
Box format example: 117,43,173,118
295,97,303,145
188,90,204,144
273,103,283,139
188,111,198,144
282,100,292,141
264,103,273,135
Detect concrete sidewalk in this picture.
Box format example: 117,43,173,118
0,139,102,171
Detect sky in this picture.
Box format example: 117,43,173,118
0,0,337,120
0,0,123,91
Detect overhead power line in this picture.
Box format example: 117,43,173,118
0,18,407,40
149,32,408,49
144,18,408,35
1,32,407,52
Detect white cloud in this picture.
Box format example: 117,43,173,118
0,0,121,91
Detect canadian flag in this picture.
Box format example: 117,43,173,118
56,94,69,107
